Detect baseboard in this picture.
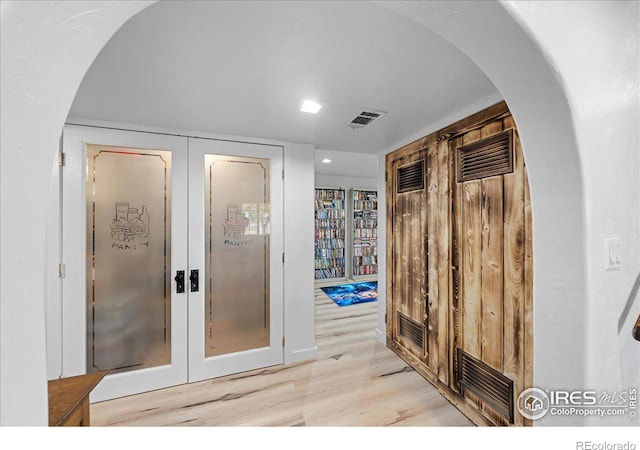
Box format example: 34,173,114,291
285,346,318,364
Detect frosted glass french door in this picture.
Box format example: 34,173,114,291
62,125,188,402
187,138,283,382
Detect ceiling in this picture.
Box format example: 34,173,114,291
69,1,499,160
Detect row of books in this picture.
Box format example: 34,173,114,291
315,248,345,259
315,238,345,248
353,255,377,266
315,189,345,200
315,258,345,269
353,200,377,211
352,265,377,276
315,268,345,279
315,229,345,239
353,238,378,247
354,228,377,238
354,210,377,219
353,246,377,257
353,191,377,201
315,209,345,220
315,219,345,229
315,199,345,209
353,218,377,229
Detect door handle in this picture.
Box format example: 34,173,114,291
190,269,199,292
175,270,185,294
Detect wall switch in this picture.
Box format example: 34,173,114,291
604,237,622,271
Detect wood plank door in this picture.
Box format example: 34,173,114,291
386,143,436,378
451,115,532,426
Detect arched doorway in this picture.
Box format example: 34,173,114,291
1,1,587,425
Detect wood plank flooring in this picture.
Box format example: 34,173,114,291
90,286,473,426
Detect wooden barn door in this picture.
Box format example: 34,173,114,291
450,115,532,426
387,140,448,382
387,146,428,372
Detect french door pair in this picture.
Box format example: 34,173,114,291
61,126,283,402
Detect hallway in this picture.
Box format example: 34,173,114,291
90,286,473,426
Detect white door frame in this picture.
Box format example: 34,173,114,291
187,137,284,382
62,125,189,401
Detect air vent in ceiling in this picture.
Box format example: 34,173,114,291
398,312,425,352
457,129,513,183
397,160,425,194
456,349,515,423
345,108,387,129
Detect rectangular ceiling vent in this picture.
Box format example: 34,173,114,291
345,108,387,129
457,129,513,182
397,160,425,194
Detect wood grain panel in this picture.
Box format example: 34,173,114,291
501,115,525,426
437,139,450,384
480,176,504,370
427,144,439,371
460,130,482,362
479,121,505,372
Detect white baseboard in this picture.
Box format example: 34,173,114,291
285,346,318,364
376,328,386,344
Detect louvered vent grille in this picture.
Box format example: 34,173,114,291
398,312,425,351
457,130,513,182
397,160,425,194
345,109,386,129
456,349,514,423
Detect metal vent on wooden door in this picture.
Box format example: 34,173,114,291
397,160,425,193
397,312,425,351
457,129,513,182
456,349,514,423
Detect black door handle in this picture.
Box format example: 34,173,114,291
190,269,199,292
175,270,185,293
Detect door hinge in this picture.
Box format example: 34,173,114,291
58,263,66,279
385,312,388,323
282,337,285,348
282,168,284,180
58,151,65,167
282,252,285,264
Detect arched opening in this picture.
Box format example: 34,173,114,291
1,1,588,426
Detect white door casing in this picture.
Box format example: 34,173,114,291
62,125,189,402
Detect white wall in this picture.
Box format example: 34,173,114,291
315,174,377,192
285,143,318,363
509,1,640,426
1,0,154,426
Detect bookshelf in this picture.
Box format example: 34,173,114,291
351,189,378,278
314,188,346,280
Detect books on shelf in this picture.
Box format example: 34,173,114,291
314,188,346,280
351,189,378,278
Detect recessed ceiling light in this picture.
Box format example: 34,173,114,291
322,158,332,164
300,100,322,114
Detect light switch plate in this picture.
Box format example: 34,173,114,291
604,237,622,271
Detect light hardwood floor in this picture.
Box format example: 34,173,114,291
90,286,473,426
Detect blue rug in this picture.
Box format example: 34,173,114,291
321,281,378,307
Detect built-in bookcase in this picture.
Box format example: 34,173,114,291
314,188,346,280
351,189,378,278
